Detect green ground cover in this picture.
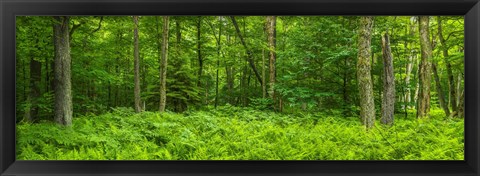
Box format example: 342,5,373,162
16,106,463,160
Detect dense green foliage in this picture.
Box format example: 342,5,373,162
16,16,464,160
17,106,463,160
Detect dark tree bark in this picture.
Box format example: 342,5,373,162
432,63,450,116
262,48,266,98
53,16,73,126
267,16,277,108
357,16,375,129
133,16,142,113
437,16,457,115
197,16,203,88
159,16,169,112
381,33,395,125
214,17,223,108
230,16,264,87
417,16,432,119
457,89,464,118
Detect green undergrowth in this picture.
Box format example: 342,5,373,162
16,106,464,160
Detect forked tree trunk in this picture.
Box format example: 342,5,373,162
437,16,457,115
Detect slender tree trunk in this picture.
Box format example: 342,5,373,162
357,16,375,129
417,16,432,118
457,89,464,118
230,16,264,87
215,17,223,108
197,16,203,88
262,48,266,98
267,16,277,109
53,16,73,126
133,16,142,113
405,17,416,109
432,63,450,116
381,33,395,125
437,16,457,115
159,16,169,112
456,74,463,116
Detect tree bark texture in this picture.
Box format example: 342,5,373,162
53,16,73,126
267,16,277,107
357,16,375,129
230,16,264,87
381,33,395,125
159,16,169,112
432,63,450,116
417,16,432,118
437,16,457,115
133,16,142,113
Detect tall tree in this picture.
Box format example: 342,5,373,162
417,16,432,118
381,32,395,125
404,17,416,109
357,16,375,129
53,16,73,126
267,16,277,108
437,16,457,115
159,16,169,112
230,16,264,87
432,63,450,116
133,16,142,113
197,16,203,88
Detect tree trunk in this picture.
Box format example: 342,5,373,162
262,48,266,98
230,16,264,87
357,16,375,129
53,16,73,126
133,16,142,113
437,16,457,115
432,63,450,116
197,16,203,88
159,16,169,112
381,33,395,125
417,16,432,119
457,89,464,118
267,16,277,109
215,17,223,108
405,17,416,109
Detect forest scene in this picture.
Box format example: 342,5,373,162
16,16,464,160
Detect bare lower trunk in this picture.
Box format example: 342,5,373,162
417,16,432,119
457,89,464,118
381,33,395,125
133,16,142,113
437,16,457,115
357,16,375,129
159,16,169,112
53,16,73,126
432,63,450,116
267,16,277,108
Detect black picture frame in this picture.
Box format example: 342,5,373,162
1,0,479,176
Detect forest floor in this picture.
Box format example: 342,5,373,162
16,106,464,160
